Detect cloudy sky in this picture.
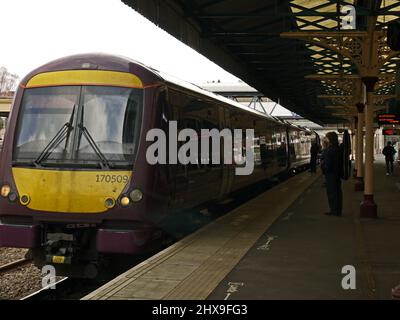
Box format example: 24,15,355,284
0,0,240,84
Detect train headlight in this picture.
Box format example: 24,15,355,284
130,189,143,203
120,196,130,207
1,185,11,198
8,192,18,202
20,194,30,206
105,198,115,209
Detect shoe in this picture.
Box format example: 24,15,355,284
324,212,333,216
386,173,390,175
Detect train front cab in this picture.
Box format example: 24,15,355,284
0,66,164,276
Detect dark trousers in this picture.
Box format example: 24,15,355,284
310,155,317,172
325,174,342,215
386,158,394,174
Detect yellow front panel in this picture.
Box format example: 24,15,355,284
25,70,143,88
12,168,132,213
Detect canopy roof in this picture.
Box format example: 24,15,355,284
122,0,400,124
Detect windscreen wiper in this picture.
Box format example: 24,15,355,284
34,105,76,166
77,105,110,169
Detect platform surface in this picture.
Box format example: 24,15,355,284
83,156,400,300
83,169,320,300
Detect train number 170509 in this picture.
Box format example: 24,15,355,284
95,175,129,183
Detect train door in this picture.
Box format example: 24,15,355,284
259,120,276,177
181,99,221,207
168,89,189,210
283,125,291,169
288,128,298,165
219,107,234,198
198,104,223,201
182,117,208,207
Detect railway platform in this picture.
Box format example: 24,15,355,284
83,156,400,300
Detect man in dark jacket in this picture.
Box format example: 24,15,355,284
309,142,320,173
321,132,342,216
382,141,396,175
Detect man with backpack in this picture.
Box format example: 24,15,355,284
382,141,397,175
321,132,343,216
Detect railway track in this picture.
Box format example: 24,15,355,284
0,258,103,300
21,278,69,300
21,277,106,300
0,258,32,275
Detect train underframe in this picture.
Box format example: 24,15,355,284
2,221,163,279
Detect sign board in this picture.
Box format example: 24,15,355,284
383,129,400,135
377,114,400,125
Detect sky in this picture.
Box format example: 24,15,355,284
0,0,240,84
0,0,304,120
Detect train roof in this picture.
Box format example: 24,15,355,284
154,69,282,122
20,53,311,131
152,73,315,132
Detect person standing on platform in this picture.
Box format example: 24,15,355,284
319,138,329,187
309,141,319,173
320,138,329,162
321,132,342,216
382,141,396,175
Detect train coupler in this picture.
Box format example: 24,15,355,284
45,232,75,264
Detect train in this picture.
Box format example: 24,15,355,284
0,54,319,278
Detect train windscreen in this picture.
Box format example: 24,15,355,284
13,85,142,168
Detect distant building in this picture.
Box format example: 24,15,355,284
0,91,14,116
0,91,15,98
0,97,12,117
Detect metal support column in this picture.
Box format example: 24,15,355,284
360,77,378,218
355,103,365,191
352,116,357,177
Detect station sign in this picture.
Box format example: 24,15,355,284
383,129,400,136
377,114,400,125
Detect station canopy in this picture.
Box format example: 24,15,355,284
122,0,400,125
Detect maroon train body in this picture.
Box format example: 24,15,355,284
0,54,318,277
